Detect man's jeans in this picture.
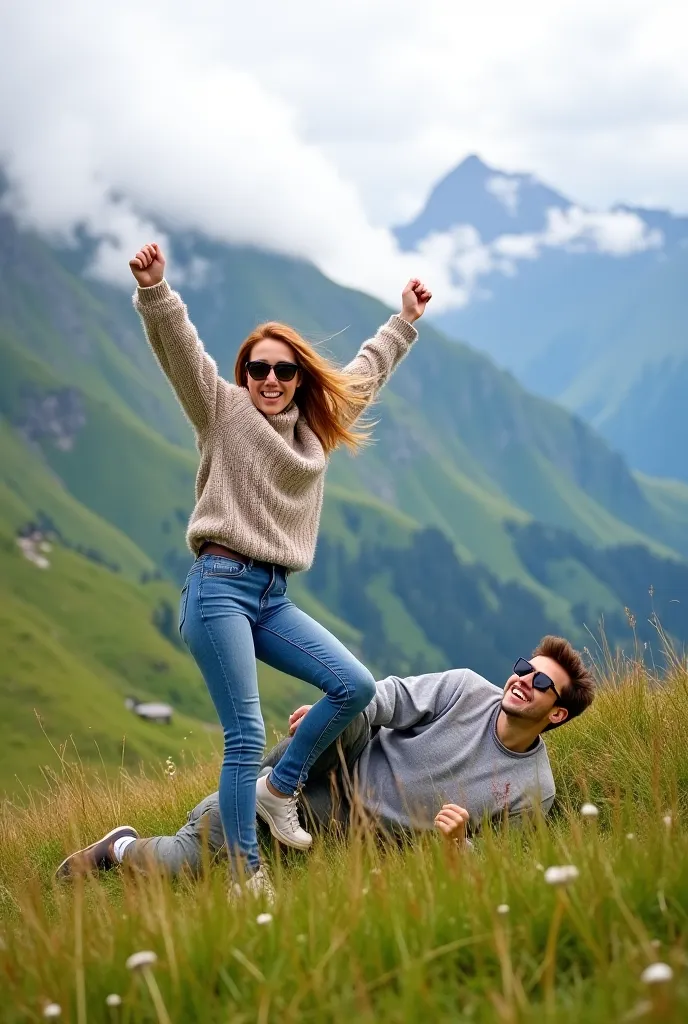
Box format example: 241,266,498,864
178,554,375,873
123,713,371,876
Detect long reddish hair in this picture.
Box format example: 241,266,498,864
234,322,375,455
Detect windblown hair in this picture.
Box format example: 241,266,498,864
234,322,375,455
532,635,596,731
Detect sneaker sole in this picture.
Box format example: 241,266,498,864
255,799,312,851
54,825,139,878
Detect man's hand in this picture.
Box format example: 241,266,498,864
434,803,470,843
129,242,166,287
399,278,432,324
288,705,314,736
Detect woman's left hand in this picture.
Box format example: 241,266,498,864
399,279,432,324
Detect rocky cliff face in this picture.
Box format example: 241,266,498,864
16,386,86,452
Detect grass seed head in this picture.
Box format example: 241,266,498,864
126,950,158,971
641,963,673,985
544,864,579,886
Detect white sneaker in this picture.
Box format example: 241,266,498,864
230,866,276,904
256,774,312,850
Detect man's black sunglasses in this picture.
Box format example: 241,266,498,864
245,360,300,382
513,658,561,703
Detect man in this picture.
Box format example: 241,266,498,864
56,635,595,879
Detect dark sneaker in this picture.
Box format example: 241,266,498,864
54,825,139,880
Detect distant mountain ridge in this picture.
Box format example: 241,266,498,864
395,155,688,483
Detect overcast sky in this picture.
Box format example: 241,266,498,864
1,0,686,307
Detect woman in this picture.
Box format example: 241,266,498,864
130,242,431,891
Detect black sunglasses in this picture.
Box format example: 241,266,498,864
513,658,561,703
245,360,300,382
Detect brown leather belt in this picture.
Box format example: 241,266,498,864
199,541,281,571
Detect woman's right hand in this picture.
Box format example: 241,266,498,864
129,242,166,287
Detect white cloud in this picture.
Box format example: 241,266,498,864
0,0,684,314
492,234,540,259
0,1,466,309
486,176,521,216
541,207,663,254
419,206,662,307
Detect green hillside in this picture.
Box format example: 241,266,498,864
7,219,687,567
0,521,315,795
2,215,688,793
0,416,154,579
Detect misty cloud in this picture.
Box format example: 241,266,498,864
0,0,685,312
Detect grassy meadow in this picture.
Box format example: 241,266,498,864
1,652,687,1022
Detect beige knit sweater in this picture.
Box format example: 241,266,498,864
134,279,418,571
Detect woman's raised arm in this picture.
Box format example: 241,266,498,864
131,243,222,433
341,279,432,421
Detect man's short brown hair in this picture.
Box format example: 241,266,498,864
532,635,595,731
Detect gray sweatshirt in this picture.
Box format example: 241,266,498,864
357,669,555,830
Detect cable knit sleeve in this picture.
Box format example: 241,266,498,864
340,314,418,426
134,280,221,432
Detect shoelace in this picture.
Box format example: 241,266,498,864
286,798,301,832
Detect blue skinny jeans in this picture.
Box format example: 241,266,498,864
179,553,375,873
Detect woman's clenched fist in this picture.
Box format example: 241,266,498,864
129,242,166,287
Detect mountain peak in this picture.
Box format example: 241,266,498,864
395,155,571,249
457,153,493,172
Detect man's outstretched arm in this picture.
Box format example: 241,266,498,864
289,671,467,733
365,670,468,730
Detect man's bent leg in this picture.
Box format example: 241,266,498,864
122,794,226,878
260,712,370,830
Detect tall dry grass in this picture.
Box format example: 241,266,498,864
1,655,687,1022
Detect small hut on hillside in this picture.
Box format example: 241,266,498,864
125,697,173,725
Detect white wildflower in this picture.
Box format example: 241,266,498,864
106,994,122,1007
370,867,381,875
641,962,673,985
256,913,273,926
43,1005,62,1019
662,814,672,829
580,803,599,819
626,833,636,840
496,904,510,915
126,950,158,971
544,864,579,887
